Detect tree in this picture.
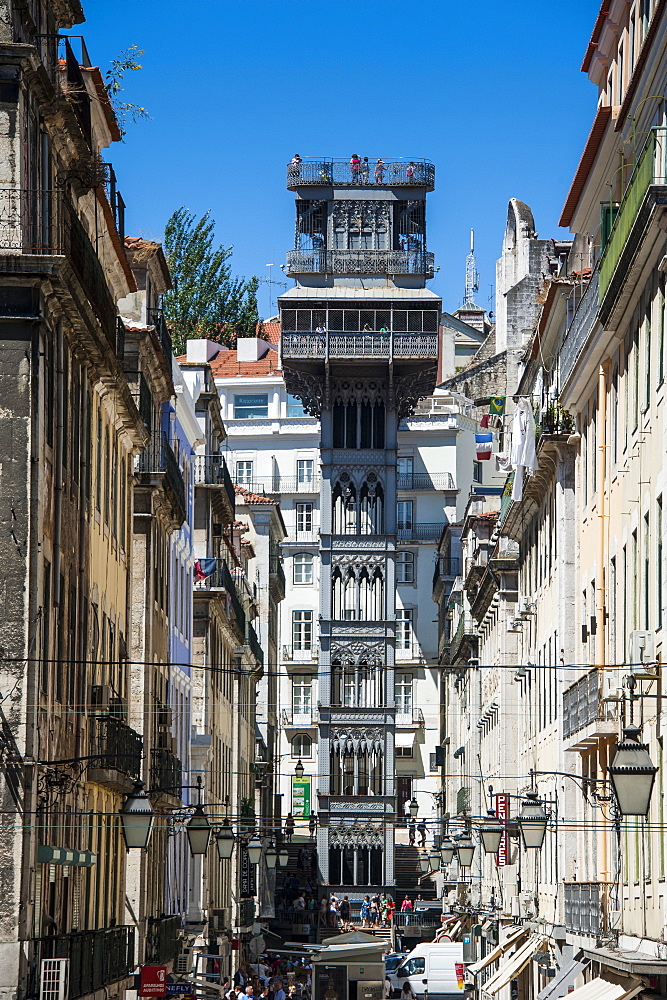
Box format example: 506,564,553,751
163,207,260,354
105,45,152,139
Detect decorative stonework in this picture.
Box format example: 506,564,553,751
332,466,385,490
329,818,385,848
332,378,386,406
331,623,391,638
332,552,385,574
394,367,438,417
330,638,384,663
331,538,390,551
331,726,384,744
283,368,324,416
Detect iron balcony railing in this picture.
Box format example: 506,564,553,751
394,912,444,929
125,370,152,430
451,610,476,656
282,643,317,661
397,522,446,542
245,621,264,667
563,668,608,738
433,557,461,590
599,126,667,301
150,747,182,795
286,158,435,189
559,269,599,386
194,560,246,636
281,332,438,360
116,317,126,361
395,706,425,726
37,926,135,999
147,307,174,367
145,914,182,964
397,472,455,490
235,475,320,495
563,882,608,936
269,555,287,593
194,454,236,511
281,707,318,726
88,715,142,778
286,249,435,277
137,433,186,525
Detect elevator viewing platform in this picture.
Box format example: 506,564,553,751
286,157,435,190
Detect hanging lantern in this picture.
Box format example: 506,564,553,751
440,837,456,865
479,810,504,855
265,842,277,869
246,837,263,865
419,850,430,872
278,848,289,866
186,805,212,856
409,797,419,819
119,779,154,850
216,822,235,860
429,846,441,871
518,792,547,850
456,833,475,867
608,727,658,817
294,759,305,780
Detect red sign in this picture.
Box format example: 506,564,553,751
495,794,510,868
140,966,167,997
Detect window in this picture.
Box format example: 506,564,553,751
402,958,425,977
287,393,306,417
397,501,413,530
292,675,312,715
395,673,413,713
296,503,313,534
396,609,413,650
397,456,414,488
473,460,482,483
396,551,414,584
292,611,313,650
292,733,312,758
234,393,268,419
236,460,253,485
396,744,413,758
297,459,314,485
294,552,314,585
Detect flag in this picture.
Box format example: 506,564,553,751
194,558,217,582
489,395,506,416
475,433,493,460
480,414,490,428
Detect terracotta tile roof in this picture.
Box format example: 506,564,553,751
209,348,281,379
559,105,612,227
261,320,280,345
581,0,611,72
234,485,275,505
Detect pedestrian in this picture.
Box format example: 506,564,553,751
417,820,426,848
375,158,386,183
329,892,339,927
309,812,317,838
400,983,416,1000
274,980,286,1000
360,894,371,928
339,895,351,931
361,157,370,183
319,895,328,927
406,161,416,182
350,153,361,183
386,897,395,926
284,813,295,842
362,323,373,333
408,821,416,846
384,977,392,1000
289,154,302,181
401,895,413,926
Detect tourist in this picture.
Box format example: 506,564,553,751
360,894,371,928
319,895,329,927
417,820,427,847
289,154,302,180
329,892,339,927
375,158,386,183
273,980,286,1000
406,161,416,181
339,895,351,931
350,154,361,183
361,157,370,183
362,323,373,333
408,821,416,846
284,813,295,842
401,895,413,925
400,982,416,1000
386,897,396,926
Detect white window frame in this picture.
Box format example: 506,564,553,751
293,551,314,585
395,672,413,720
397,500,413,530
292,610,313,655
296,503,313,535
297,458,315,485
396,608,413,657
292,675,312,720
236,460,253,486
292,733,313,758
397,550,415,584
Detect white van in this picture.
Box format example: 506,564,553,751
394,942,465,1000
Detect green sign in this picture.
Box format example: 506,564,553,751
292,776,311,819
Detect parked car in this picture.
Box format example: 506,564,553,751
394,942,465,1000
385,953,407,996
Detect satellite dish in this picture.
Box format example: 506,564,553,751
249,934,265,957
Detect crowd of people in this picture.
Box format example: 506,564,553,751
288,153,422,185
224,958,312,1000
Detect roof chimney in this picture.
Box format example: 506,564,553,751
186,339,226,363
237,338,271,363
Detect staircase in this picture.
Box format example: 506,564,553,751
394,846,437,898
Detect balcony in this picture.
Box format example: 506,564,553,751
559,269,599,387
395,642,428,663
235,475,320,495
286,158,435,190
269,555,286,599
281,707,318,727
147,307,174,368
37,926,135,999
145,914,182,964
285,249,435,277
194,559,246,637
137,433,186,527
397,522,446,542
283,643,317,662
398,472,455,491
563,882,610,936
281,332,438,360
125,369,152,429
88,715,142,789
245,620,264,667
150,747,182,796
563,668,617,748
600,127,667,310
433,556,461,592
447,609,477,664
194,454,236,517
395,706,425,727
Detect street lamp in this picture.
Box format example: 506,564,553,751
246,836,263,865
278,847,289,866
266,842,278,869
479,810,504,855
608,726,658,816
409,797,419,819
456,833,475,867
517,792,548,849
186,804,212,856
216,821,235,860
440,836,456,865
429,845,441,871
294,759,305,780
119,779,154,850
419,850,430,873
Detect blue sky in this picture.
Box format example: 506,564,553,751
81,0,600,318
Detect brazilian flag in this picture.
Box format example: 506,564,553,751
489,395,506,416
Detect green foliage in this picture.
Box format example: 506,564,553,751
105,45,152,139
163,207,261,354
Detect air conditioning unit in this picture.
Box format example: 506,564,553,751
175,948,192,975
89,685,111,711
628,631,657,675
156,730,176,752
40,958,69,1000
157,707,173,729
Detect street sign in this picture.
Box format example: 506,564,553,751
140,966,167,997
292,775,311,818
495,794,509,868
166,986,194,996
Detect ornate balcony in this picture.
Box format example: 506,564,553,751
145,914,182,964
245,620,264,667
194,559,246,638
235,474,320,495
36,926,135,999
562,668,617,749
194,454,236,519
397,472,455,490
150,747,182,795
281,332,438,360
147,307,174,369
563,882,610,936
281,707,318,727
88,715,142,790
286,249,435,277
136,433,187,528
397,522,446,542
286,158,435,190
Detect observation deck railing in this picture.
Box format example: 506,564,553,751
282,332,438,360
286,158,435,189
286,248,435,277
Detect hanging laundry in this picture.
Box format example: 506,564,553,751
489,395,506,416
476,432,493,460
510,399,538,501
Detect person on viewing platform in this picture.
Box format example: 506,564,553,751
361,157,370,183
375,158,386,182
350,154,361,182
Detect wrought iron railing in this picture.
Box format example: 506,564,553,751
194,559,246,635
37,926,135,999
563,882,607,936
281,707,317,726
286,159,435,189
194,454,235,511
147,307,174,366
395,706,425,726
282,643,317,660
269,555,286,593
145,914,182,964
245,621,264,667
101,162,125,243
137,433,186,524
150,747,182,795
126,370,152,429
397,522,445,541
397,472,455,490
559,268,599,386
563,668,609,738
281,332,438,359
234,475,320,494
88,715,142,777
451,610,476,656
286,249,435,276
116,317,126,360
600,126,667,300
432,557,461,590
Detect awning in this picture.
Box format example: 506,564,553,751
37,846,97,867
558,977,644,1000
395,732,416,748
482,934,548,996
469,927,528,975
537,956,589,1000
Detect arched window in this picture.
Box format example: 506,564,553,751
292,734,312,759
294,552,314,585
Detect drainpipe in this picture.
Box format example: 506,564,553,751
596,363,608,886
53,323,64,613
